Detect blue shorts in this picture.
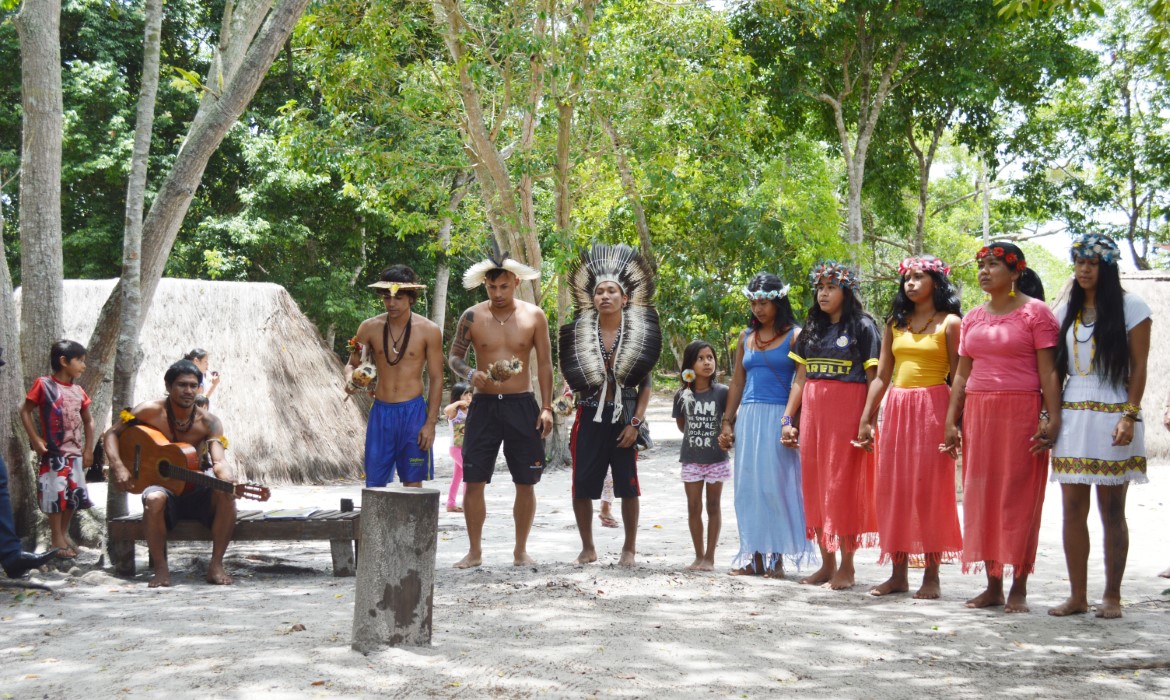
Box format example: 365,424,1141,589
365,396,434,486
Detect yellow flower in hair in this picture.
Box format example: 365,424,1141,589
120,410,136,424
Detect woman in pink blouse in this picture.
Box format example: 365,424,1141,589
942,242,1062,613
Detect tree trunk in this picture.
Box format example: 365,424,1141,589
15,0,64,396
0,178,37,546
79,0,313,416
432,171,474,332
106,0,164,524
907,110,951,254
431,0,538,302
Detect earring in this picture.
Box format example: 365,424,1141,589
1009,280,1016,298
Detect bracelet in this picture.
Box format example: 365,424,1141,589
780,415,792,427
630,416,643,427
1039,410,1050,421
541,405,553,413
1121,402,1141,419
466,368,476,384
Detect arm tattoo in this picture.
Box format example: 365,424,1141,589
449,310,475,376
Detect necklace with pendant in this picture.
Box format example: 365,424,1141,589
490,308,516,326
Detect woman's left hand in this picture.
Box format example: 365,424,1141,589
1030,415,1061,455
1112,416,1135,447
852,421,875,453
616,425,639,449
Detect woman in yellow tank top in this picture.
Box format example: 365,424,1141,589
856,255,964,599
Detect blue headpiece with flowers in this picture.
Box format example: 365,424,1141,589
1070,233,1121,265
809,260,860,293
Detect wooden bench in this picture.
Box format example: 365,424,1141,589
108,509,361,577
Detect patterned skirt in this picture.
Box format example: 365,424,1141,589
1051,399,1147,486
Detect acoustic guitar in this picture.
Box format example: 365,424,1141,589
117,424,270,502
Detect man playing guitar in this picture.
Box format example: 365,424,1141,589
105,360,235,587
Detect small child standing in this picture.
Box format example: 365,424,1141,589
673,340,730,571
443,382,471,513
20,340,95,558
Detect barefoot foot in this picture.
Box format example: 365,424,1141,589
1095,596,1123,619
800,564,835,586
513,552,536,567
913,579,942,600
694,558,715,572
446,506,463,513
686,558,704,571
824,570,855,591
206,562,233,585
148,569,172,588
728,565,759,576
1048,597,1090,617
1004,592,1030,613
618,550,636,567
454,552,482,569
576,549,598,565
870,577,910,597
965,588,1005,609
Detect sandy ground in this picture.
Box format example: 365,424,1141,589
2,396,1169,699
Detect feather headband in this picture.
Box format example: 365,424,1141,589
1070,233,1121,265
567,244,655,311
742,285,790,300
809,260,860,293
462,239,540,289
368,281,427,295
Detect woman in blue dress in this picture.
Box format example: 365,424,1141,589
719,273,816,577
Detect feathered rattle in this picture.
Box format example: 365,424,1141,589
485,357,524,382
345,338,378,399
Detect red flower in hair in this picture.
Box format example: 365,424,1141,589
1005,253,1018,264
1017,260,1027,271
992,246,1005,257
976,246,990,259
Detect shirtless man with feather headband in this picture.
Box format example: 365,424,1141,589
559,244,661,567
449,246,555,569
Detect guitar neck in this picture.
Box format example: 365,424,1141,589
159,462,234,495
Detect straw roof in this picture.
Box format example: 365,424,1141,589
22,279,366,484
1119,272,1170,460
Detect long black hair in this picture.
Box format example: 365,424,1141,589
887,257,962,329
744,273,796,336
795,277,874,357
450,381,471,404
677,340,716,390
1054,255,1129,388
983,241,1046,301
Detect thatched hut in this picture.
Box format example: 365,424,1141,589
24,279,365,484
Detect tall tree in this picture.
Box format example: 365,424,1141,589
80,0,313,415
14,0,64,393
108,0,163,522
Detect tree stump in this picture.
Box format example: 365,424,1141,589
351,487,439,652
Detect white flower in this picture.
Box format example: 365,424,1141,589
681,369,696,383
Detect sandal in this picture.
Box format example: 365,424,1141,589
598,512,620,528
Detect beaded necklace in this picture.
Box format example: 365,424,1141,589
1072,312,1096,377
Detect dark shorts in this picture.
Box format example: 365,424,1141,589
462,393,545,485
570,404,640,500
365,396,434,486
142,484,215,531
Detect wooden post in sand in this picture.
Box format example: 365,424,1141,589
351,487,439,652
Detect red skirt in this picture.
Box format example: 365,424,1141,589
800,380,878,552
875,385,963,565
961,391,1048,577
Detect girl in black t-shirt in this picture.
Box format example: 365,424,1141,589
783,261,881,591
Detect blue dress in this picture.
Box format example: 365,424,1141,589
732,329,815,570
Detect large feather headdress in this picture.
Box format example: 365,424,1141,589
463,238,540,289
559,244,662,409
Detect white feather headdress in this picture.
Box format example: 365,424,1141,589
559,244,661,421
462,239,540,289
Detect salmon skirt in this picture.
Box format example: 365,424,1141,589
875,385,963,566
799,380,878,552
961,391,1048,577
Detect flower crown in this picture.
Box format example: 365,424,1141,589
1070,233,1121,265
742,285,790,300
897,256,951,277
809,260,860,293
976,245,1026,272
